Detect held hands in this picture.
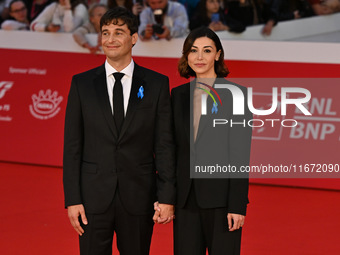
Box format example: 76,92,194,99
67,204,88,236
227,213,245,231
153,201,175,224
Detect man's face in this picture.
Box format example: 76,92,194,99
10,1,27,23
90,6,107,28
101,19,138,64
147,0,167,10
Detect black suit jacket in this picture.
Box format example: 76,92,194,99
171,79,252,215
63,63,176,215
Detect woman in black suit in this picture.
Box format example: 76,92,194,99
170,27,252,255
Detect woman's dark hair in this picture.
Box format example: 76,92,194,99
100,7,138,35
178,26,229,78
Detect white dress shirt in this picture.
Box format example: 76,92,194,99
105,59,134,116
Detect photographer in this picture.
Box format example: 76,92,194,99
30,0,88,33
138,0,188,40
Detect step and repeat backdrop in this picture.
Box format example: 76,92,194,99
1,31,340,189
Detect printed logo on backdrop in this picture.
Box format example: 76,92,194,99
192,78,340,143
251,92,285,141
29,90,63,120
0,81,13,99
9,66,47,76
290,97,339,141
197,80,311,138
0,81,13,122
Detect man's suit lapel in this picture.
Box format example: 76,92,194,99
118,64,145,142
94,65,118,139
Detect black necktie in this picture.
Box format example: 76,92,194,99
113,72,125,134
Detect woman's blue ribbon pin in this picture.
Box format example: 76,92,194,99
212,102,218,114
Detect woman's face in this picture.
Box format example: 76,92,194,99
9,1,27,23
206,0,220,14
90,6,107,27
187,37,221,78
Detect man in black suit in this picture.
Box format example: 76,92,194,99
63,7,176,255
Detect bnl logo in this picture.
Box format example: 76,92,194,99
200,83,312,116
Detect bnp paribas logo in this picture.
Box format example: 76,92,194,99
0,81,13,99
29,89,63,120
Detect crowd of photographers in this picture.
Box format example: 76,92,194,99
1,0,339,53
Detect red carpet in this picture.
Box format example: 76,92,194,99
1,162,339,255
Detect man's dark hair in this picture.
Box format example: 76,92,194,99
100,7,138,35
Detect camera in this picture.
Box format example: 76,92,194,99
152,24,164,34
152,8,164,34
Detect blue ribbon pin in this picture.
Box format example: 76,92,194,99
212,102,218,114
137,86,144,99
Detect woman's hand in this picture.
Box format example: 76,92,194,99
153,201,175,224
227,213,245,231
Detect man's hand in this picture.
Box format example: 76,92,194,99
209,21,229,32
156,26,171,40
140,24,153,40
261,20,275,36
227,213,245,231
153,201,175,224
68,204,88,235
46,24,60,32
